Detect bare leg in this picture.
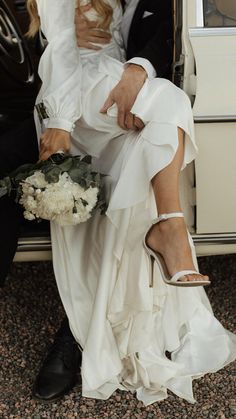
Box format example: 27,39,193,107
146,128,209,282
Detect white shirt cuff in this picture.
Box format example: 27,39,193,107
46,118,75,133
125,57,157,79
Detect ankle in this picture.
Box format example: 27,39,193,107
157,209,182,217
157,216,185,233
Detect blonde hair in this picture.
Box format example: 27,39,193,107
27,0,40,37
27,0,117,37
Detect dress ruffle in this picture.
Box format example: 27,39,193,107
52,205,236,405
50,54,236,406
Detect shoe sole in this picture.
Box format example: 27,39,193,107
32,376,81,403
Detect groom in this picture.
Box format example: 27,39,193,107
33,0,173,402
77,0,173,130
0,117,38,286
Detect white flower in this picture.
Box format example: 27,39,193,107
71,183,86,198
21,183,35,195
20,195,37,211
36,188,73,220
23,210,35,220
55,205,91,226
82,186,99,211
25,171,47,189
20,171,100,226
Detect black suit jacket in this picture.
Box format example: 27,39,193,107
0,117,38,285
126,0,173,79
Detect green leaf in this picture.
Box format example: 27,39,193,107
44,167,61,183
0,187,8,198
0,177,12,197
8,162,36,178
68,168,82,183
49,153,67,164
81,155,92,164
81,198,88,206
58,158,74,172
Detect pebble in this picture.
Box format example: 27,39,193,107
1,256,236,418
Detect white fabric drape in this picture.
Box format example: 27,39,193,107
35,0,236,405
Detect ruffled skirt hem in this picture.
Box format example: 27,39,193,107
50,54,236,406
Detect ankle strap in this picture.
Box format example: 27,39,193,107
152,212,184,225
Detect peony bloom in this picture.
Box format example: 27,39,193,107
19,172,99,226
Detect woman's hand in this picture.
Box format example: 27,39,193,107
39,128,71,161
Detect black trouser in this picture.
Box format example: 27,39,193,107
0,116,38,285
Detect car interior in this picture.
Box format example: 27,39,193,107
0,0,51,260
0,0,40,133
204,0,236,27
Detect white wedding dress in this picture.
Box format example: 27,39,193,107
35,0,236,405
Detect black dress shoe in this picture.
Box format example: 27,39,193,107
33,318,82,402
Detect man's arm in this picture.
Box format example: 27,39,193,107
128,20,173,79
75,8,146,130
101,18,173,130
100,64,146,130
75,8,172,130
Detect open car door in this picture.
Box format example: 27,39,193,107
177,0,236,255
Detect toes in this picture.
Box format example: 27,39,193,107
185,274,209,282
180,276,188,282
176,274,210,284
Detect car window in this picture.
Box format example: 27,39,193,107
203,0,236,27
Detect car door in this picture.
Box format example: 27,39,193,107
178,0,236,255
0,0,39,133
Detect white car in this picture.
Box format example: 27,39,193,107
1,0,236,261
178,0,236,256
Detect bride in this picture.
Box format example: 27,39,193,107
27,0,236,405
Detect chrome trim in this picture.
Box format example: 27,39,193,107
16,233,236,253
196,0,204,27
194,115,236,123
17,244,52,252
189,27,236,37
192,233,236,245
0,5,34,84
17,236,51,252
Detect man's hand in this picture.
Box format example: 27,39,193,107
100,64,147,130
75,3,111,50
39,128,71,161
75,5,146,131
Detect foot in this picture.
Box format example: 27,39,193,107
146,217,209,283
32,318,82,402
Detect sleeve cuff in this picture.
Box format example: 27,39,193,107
46,118,76,133
125,57,157,79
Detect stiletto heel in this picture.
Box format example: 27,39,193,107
148,254,155,287
143,212,211,287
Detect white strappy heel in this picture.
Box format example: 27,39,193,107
143,212,211,287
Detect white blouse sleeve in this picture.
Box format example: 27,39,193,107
36,0,81,132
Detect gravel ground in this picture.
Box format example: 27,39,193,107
1,255,236,419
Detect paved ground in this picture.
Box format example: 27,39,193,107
1,255,236,419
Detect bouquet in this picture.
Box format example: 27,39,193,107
0,153,106,226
